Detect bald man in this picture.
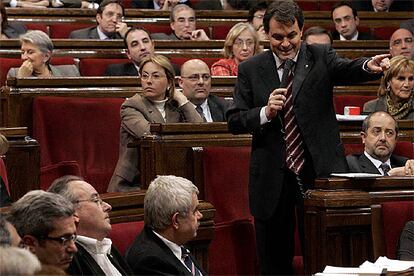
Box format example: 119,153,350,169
389,28,414,60
179,59,229,122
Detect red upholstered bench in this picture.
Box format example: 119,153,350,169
49,23,95,39
79,58,130,76
0,159,10,195
170,57,220,69
333,95,376,114
40,161,81,191
32,96,124,193
372,201,414,259
345,141,414,159
200,146,303,275
109,221,145,256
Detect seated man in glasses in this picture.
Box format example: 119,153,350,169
48,175,132,275
8,190,78,271
179,59,229,122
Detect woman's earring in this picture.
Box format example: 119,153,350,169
386,83,391,92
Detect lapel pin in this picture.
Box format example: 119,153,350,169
305,64,309,68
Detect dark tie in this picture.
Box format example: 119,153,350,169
282,59,305,175
195,104,207,122
380,163,391,175
181,247,201,276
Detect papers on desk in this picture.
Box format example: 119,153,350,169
315,256,414,275
331,173,381,178
336,114,368,121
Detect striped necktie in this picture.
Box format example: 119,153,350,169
380,163,391,175
282,59,305,175
195,104,207,122
181,247,201,276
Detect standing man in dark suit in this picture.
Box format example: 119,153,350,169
179,59,229,122
346,111,414,176
126,175,206,275
48,175,133,275
69,0,128,39
331,1,377,41
226,0,390,274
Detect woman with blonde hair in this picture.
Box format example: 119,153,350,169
364,56,414,119
211,22,260,76
108,55,203,192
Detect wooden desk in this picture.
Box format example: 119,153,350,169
0,127,39,201
304,177,414,275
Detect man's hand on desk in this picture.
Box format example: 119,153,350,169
388,160,414,176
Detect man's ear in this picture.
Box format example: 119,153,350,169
355,16,360,26
170,22,175,32
125,49,132,60
22,235,39,254
96,14,102,25
178,77,184,88
172,212,180,230
360,131,366,144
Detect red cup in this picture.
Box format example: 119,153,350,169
344,106,361,115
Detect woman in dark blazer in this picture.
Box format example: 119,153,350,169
108,55,203,192
364,56,414,119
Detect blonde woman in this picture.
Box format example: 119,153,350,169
364,56,414,119
211,22,260,76
108,55,203,192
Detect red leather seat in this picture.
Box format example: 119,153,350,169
79,58,129,76
0,159,10,195
333,95,376,114
32,96,124,193
40,161,82,190
49,23,95,39
109,221,145,255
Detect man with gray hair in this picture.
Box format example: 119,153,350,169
8,190,78,270
126,175,206,275
48,175,132,275
0,213,22,247
152,4,209,40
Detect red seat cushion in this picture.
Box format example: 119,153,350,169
333,95,376,114
170,57,220,69
49,23,95,39
40,161,81,190
381,201,414,259
79,58,129,76
109,221,144,256
25,23,48,34
32,96,124,193
0,159,10,195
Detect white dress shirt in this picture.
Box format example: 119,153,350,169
76,235,122,276
363,151,391,175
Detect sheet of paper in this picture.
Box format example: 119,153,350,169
336,114,368,121
330,173,381,178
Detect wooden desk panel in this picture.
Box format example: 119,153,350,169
304,178,414,274
0,127,40,201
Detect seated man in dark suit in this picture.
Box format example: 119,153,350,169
105,27,154,76
151,4,209,41
126,175,206,275
48,175,132,275
105,27,180,76
179,59,229,122
331,1,377,41
69,0,128,39
346,111,414,175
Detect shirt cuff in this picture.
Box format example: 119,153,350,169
362,58,375,73
9,0,18,7
260,106,271,125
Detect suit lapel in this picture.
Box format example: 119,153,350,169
358,154,381,174
208,98,223,122
142,98,166,123
259,51,280,97
292,44,312,101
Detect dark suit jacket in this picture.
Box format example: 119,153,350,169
3,23,27,38
226,44,380,220
125,226,206,275
69,26,122,39
105,63,138,76
207,94,229,122
346,153,408,174
68,242,133,275
132,0,191,8
332,31,377,40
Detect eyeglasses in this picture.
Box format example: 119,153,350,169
76,196,103,206
141,73,167,82
233,39,255,48
41,234,77,247
181,74,211,82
